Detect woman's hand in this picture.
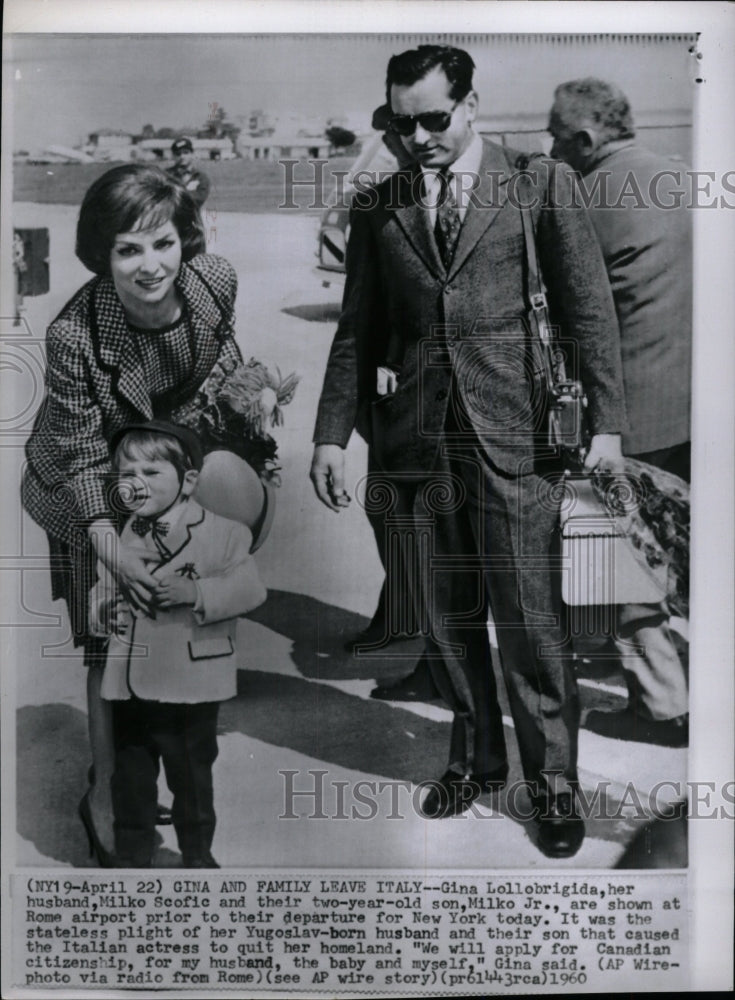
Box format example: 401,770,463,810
117,545,160,614
89,520,158,615
99,594,130,636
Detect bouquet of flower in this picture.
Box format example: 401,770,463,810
176,357,300,484
590,457,690,618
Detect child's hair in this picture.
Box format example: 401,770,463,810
112,429,198,484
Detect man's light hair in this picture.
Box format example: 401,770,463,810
554,78,635,142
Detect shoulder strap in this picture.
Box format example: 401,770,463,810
512,152,586,454
514,153,548,337
512,153,559,390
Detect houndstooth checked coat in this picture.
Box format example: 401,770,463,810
22,254,243,546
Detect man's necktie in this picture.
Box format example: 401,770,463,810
434,169,461,269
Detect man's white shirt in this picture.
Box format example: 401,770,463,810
420,129,483,226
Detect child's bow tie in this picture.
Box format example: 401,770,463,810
131,516,170,541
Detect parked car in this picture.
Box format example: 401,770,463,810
314,134,398,286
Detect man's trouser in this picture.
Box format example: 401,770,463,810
380,437,579,800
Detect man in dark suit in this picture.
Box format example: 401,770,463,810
340,105,441,704
311,45,626,858
340,103,427,656
548,79,691,747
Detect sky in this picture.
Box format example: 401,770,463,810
5,33,695,153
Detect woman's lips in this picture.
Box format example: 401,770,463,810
135,276,165,289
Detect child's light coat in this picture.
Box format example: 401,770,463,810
90,501,266,703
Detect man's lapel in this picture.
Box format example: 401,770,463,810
389,141,513,282
446,140,512,281
389,167,446,280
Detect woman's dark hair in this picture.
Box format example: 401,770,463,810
75,163,206,276
386,45,475,104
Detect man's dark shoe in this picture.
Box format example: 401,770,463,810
344,621,418,654
419,765,508,819
344,581,421,653
182,852,220,868
534,792,586,859
370,656,439,701
585,708,688,748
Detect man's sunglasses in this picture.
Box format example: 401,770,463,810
387,103,459,137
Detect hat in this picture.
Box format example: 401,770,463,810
171,137,194,154
110,420,204,471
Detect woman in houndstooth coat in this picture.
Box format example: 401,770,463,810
21,164,266,865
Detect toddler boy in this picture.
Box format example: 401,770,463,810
91,420,266,867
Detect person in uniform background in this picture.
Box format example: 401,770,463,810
167,137,211,208
311,45,627,858
548,78,691,748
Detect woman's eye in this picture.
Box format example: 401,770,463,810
154,239,175,251
114,246,139,257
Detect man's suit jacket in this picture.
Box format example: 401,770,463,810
314,139,626,476
91,501,267,703
581,145,692,455
22,254,242,545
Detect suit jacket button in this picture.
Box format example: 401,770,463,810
435,389,448,402
443,285,453,294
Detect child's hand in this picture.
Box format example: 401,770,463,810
154,574,197,609
99,594,129,636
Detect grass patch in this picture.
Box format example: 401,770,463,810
13,157,355,214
